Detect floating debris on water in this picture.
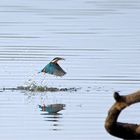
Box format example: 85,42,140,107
0,79,79,92
22,79,78,92
1,86,78,92
1,84,79,93
17,85,78,92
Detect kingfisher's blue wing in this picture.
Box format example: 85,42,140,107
52,63,66,76
42,63,66,77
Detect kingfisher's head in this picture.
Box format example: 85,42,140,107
51,57,65,63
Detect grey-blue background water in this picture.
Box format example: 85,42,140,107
0,0,140,139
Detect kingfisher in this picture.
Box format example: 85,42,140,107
38,57,66,77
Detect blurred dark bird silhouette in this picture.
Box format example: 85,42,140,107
38,57,66,77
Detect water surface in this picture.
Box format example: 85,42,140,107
0,0,140,139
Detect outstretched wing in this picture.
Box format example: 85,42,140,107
51,63,66,76
42,62,66,77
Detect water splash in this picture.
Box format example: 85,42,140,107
2,79,79,92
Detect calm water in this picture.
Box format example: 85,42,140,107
0,0,140,140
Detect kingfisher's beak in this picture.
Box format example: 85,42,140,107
61,58,65,60
52,57,65,63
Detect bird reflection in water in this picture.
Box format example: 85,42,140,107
39,104,65,114
39,104,65,131
40,110,64,131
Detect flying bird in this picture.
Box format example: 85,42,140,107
38,57,66,77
